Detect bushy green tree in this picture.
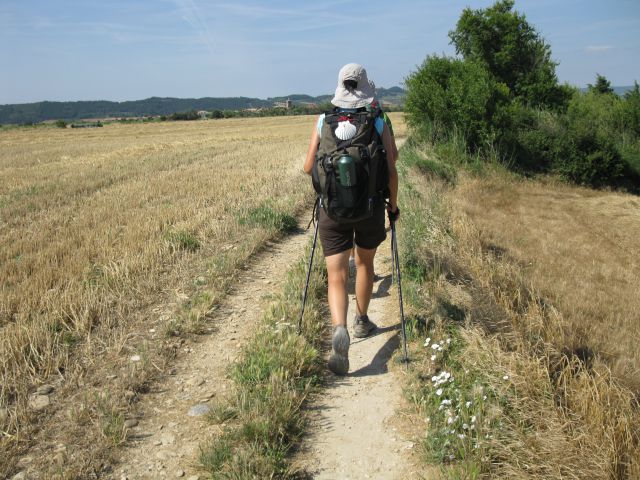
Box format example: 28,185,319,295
449,0,570,110
588,74,614,95
619,82,640,136
404,55,509,149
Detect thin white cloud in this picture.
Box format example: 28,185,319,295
585,45,613,53
210,1,358,20
173,0,215,54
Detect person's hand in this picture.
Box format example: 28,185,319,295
387,205,400,223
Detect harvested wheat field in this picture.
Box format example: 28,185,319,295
0,113,408,478
444,172,640,477
455,175,640,390
0,116,318,476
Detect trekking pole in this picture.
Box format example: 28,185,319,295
390,219,409,364
298,199,320,334
387,202,395,285
390,224,395,286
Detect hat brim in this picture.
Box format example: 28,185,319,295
331,82,375,108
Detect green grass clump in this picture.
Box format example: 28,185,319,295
165,228,200,252
239,203,298,234
199,238,326,478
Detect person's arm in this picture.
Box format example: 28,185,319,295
382,112,399,161
303,123,320,175
382,123,399,214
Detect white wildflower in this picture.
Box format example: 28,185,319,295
471,415,476,423
503,375,509,380
431,343,439,350
458,433,465,439
424,337,431,346
465,401,472,408
431,355,436,361
447,416,454,425
483,395,487,400
446,338,451,344
436,388,443,396
463,423,469,430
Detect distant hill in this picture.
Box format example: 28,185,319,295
0,87,406,125
613,86,635,96
579,85,635,95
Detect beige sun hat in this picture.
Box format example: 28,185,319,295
331,63,376,108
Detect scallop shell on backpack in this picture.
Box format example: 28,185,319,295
335,121,357,141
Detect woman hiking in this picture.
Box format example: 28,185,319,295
303,63,399,375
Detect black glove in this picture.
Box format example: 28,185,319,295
387,206,400,223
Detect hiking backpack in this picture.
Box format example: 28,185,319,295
311,106,390,223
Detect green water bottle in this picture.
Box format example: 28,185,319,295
338,155,357,187
337,155,357,208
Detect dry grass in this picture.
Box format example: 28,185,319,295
398,148,639,478
0,116,316,476
0,112,405,477
449,173,640,477
455,175,640,389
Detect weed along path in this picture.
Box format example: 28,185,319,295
114,223,313,479
298,233,418,480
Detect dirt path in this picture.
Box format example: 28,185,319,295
115,138,418,479
114,224,312,479
297,233,419,479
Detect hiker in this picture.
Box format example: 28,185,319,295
303,63,399,375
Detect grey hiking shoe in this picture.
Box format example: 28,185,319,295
328,326,350,376
353,314,377,338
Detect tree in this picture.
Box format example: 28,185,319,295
449,0,569,110
404,55,509,149
588,73,614,95
621,81,640,136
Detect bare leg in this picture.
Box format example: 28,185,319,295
354,246,376,316
325,250,351,327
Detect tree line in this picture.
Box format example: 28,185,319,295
0,87,405,125
404,0,640,191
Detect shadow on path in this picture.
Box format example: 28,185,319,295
373,274,392,298
350,329,401,378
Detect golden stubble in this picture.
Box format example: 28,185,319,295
454,174,640,387
0,113,406,476
0,116,316,459
448,172,640,477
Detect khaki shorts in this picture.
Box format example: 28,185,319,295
318,204,386,257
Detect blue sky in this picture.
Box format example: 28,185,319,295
1,0,639,104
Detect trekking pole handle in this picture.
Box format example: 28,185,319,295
386,205,400,223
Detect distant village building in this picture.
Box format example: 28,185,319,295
197,110,209,119
274,98,293,109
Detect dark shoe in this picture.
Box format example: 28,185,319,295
353,314,377,338
328,326,350,375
